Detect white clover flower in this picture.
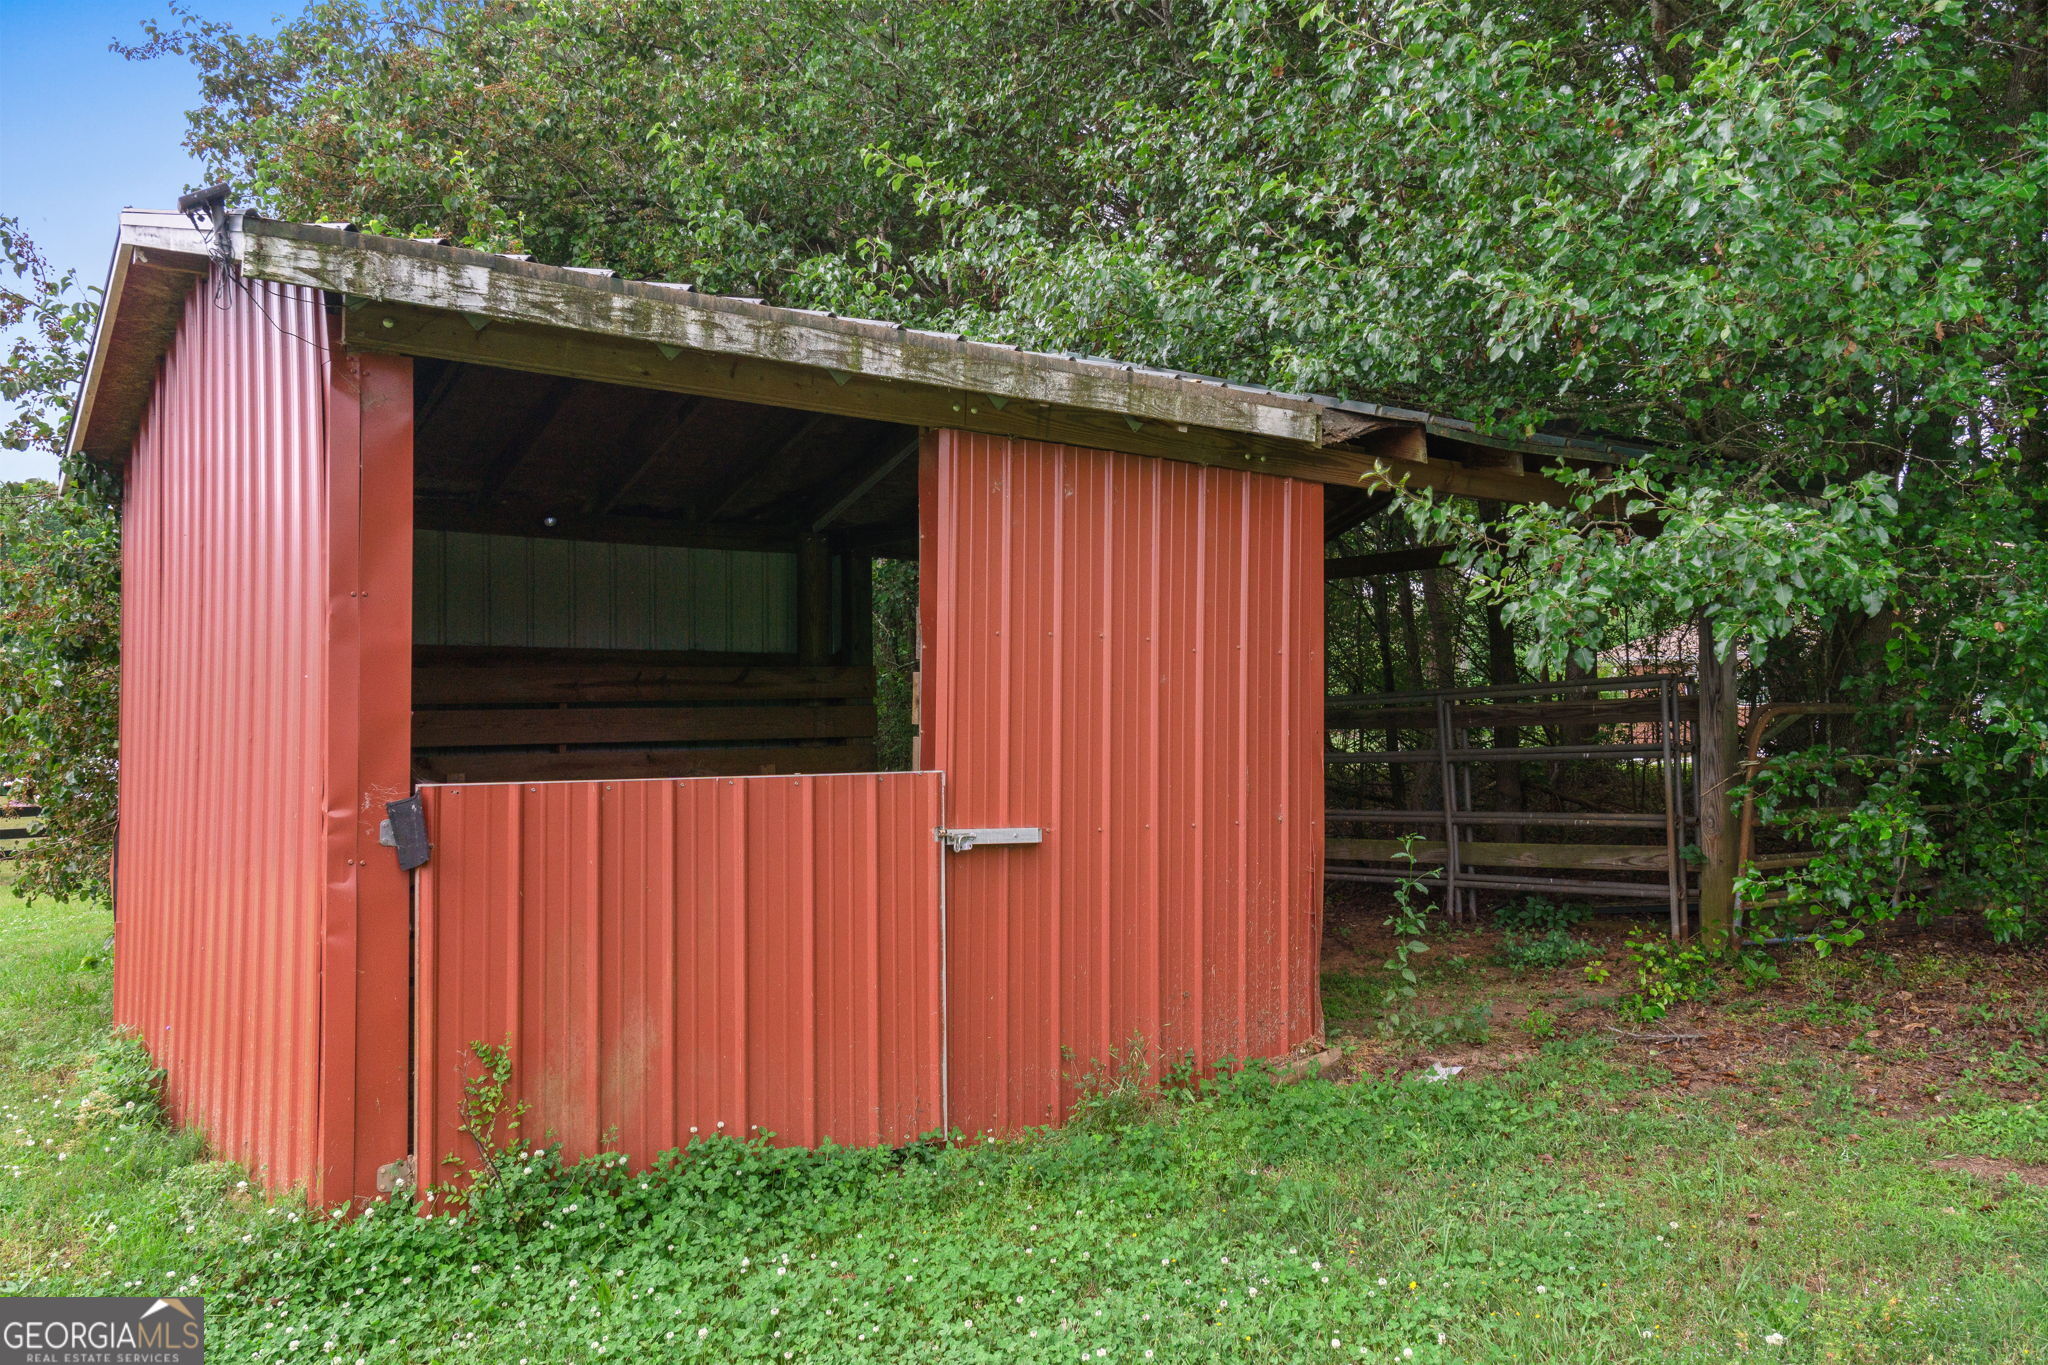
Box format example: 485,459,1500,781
1765,1333,1787,1347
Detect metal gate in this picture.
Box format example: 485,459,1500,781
413,772,946,1173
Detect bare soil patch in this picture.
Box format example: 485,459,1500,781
1320,881,2048,1115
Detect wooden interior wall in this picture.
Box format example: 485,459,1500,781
414,530,799,653
411,646,877,782
405,538,882,779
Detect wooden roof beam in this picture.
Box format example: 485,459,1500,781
475,378,575,502
705,411,835,520
1325,545,1451,579
807,432,920,532
590,395,701,515
341,303,1567,503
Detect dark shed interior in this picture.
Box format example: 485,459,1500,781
408,360,920,784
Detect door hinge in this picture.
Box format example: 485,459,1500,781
935,827,1043,853
375,1155,417,1195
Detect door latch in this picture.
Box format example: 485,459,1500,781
935,827,1043,853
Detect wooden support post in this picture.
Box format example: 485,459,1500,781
798,535,832,666
846,553,874,667
1696,614,1740,947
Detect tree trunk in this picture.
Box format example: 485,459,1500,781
1398,573,1435,806
1370,580,1407,808
1696,614,1741,947
1422,569,1458,689
1485,599,1524,838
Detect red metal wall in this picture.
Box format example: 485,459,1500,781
115,273,413,1204
922,430,1324,1136
413,773,945,1170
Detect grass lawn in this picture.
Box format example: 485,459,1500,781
2,871,2044,1363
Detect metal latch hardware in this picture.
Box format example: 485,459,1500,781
936,827,1043,853
383,796,431,871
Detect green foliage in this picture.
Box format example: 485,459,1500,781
1494,895,1588,936
70,1034,166,1134
1518,1007,1559,1042
1403,467,1904,674
1,223,119,906
1497,929,1601,972
0,481,120,904
1939,1103,2048,1164
112,0,2048,943
452,1040,529,1187
1616,931,1722,1025
1,218,98,463
871,557,918,771
1375,841,1438,1039
11,887,2048,1358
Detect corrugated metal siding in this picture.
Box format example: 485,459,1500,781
923,431,1323,1136
414,531,797,652
414,773,944,1171
114,275,413,1204
319,351,416,1203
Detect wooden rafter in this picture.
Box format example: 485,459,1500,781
590,395,702,515
475,378,575,502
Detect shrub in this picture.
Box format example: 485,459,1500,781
1494,895,1589,935
1615,932,1720,1024
1497,928,1600,971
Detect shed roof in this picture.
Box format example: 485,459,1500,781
74,210,1652,502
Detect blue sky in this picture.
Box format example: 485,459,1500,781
1,0,282,481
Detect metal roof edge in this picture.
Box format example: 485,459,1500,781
74,209,1662,478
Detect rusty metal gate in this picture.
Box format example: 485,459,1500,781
1326,675,1698,937
413,772,947,1171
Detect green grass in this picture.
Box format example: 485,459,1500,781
3,875,2045,1363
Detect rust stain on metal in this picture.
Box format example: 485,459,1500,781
921,431,1324,1136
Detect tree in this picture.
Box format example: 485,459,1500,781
122,0,2048,938
1,220,118,903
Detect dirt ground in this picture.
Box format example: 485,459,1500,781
1318,882,2048,1121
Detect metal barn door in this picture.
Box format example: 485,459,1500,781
920,431,1326,1138
412,772,946,1171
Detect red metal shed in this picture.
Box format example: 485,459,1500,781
73,211,1585,1203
